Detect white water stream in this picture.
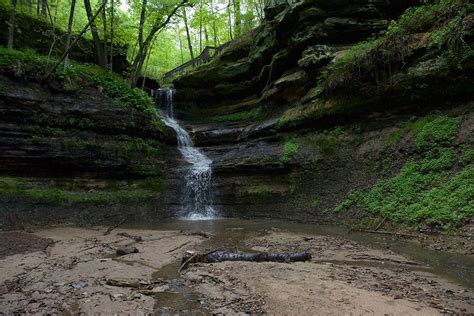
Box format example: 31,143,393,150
154,88,217,220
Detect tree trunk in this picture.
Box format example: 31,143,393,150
131,43,148,87
40,0,47,15
7,0,17,49
179,31,184,63
101,0,108,68
182,7,194,59
109,0,114,71
204,27,209,46
64,0,76,66
84,0,107,68
129,0,188,87
210,1,218,45
233,0,241,36
227,1,233,40
198,0,202,52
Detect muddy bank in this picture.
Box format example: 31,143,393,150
1,220,472,314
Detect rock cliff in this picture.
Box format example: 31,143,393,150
172,0,473,230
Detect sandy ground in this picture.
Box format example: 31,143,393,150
183,231,474,315
0,227,204,314
0,227,473,315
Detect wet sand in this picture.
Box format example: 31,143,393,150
0,225,473,314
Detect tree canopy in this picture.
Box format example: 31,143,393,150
2,0,266,82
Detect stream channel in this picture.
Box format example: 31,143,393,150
124,218,474,313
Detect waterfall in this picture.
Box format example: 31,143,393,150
154,88,217,220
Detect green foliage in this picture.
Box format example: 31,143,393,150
384,115,460,149
248,184,272,198
416,116,461,147
0,48,156,112
333,145,473,229
461,147,474,165
385,0,467,37
308,128,345,154
0,48,164,133
281,138,299,163
404,166,473,229
277,103,325,130
1,0,265,77
311,198,320,208
321,0,471,98
210,106,262,122
333,191,362,213
0,177,163,205
57,137,164,177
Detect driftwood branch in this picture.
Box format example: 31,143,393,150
179,250,311,272
354,229,419,238
104,215,131,236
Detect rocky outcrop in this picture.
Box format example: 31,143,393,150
0,69,182,228
1,0,473,230
169,0,473,228
173,0,420,119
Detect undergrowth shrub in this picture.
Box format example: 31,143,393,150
333,113,471,230
320,0,471,98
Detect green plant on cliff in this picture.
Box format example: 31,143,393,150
281,138,299,163
321,0,471,98
416,116,461,148
210,107,262,122
0,48,164,133
333,112,473,230
0,177,163,205
0,48,159,115
384,115,461,149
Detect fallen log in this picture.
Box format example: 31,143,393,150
179,250,311,272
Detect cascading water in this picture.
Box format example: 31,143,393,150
154,88,217,220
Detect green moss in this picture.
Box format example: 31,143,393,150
51,136,165,177
311,198,320,208
281,138,299,163
277,103,324,129
247,184,272,199
210,107,262,122
307,126,346,155
0,177,163,205
260,155,273,164
312,138,337,155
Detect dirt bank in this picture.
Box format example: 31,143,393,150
0,225,472,314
